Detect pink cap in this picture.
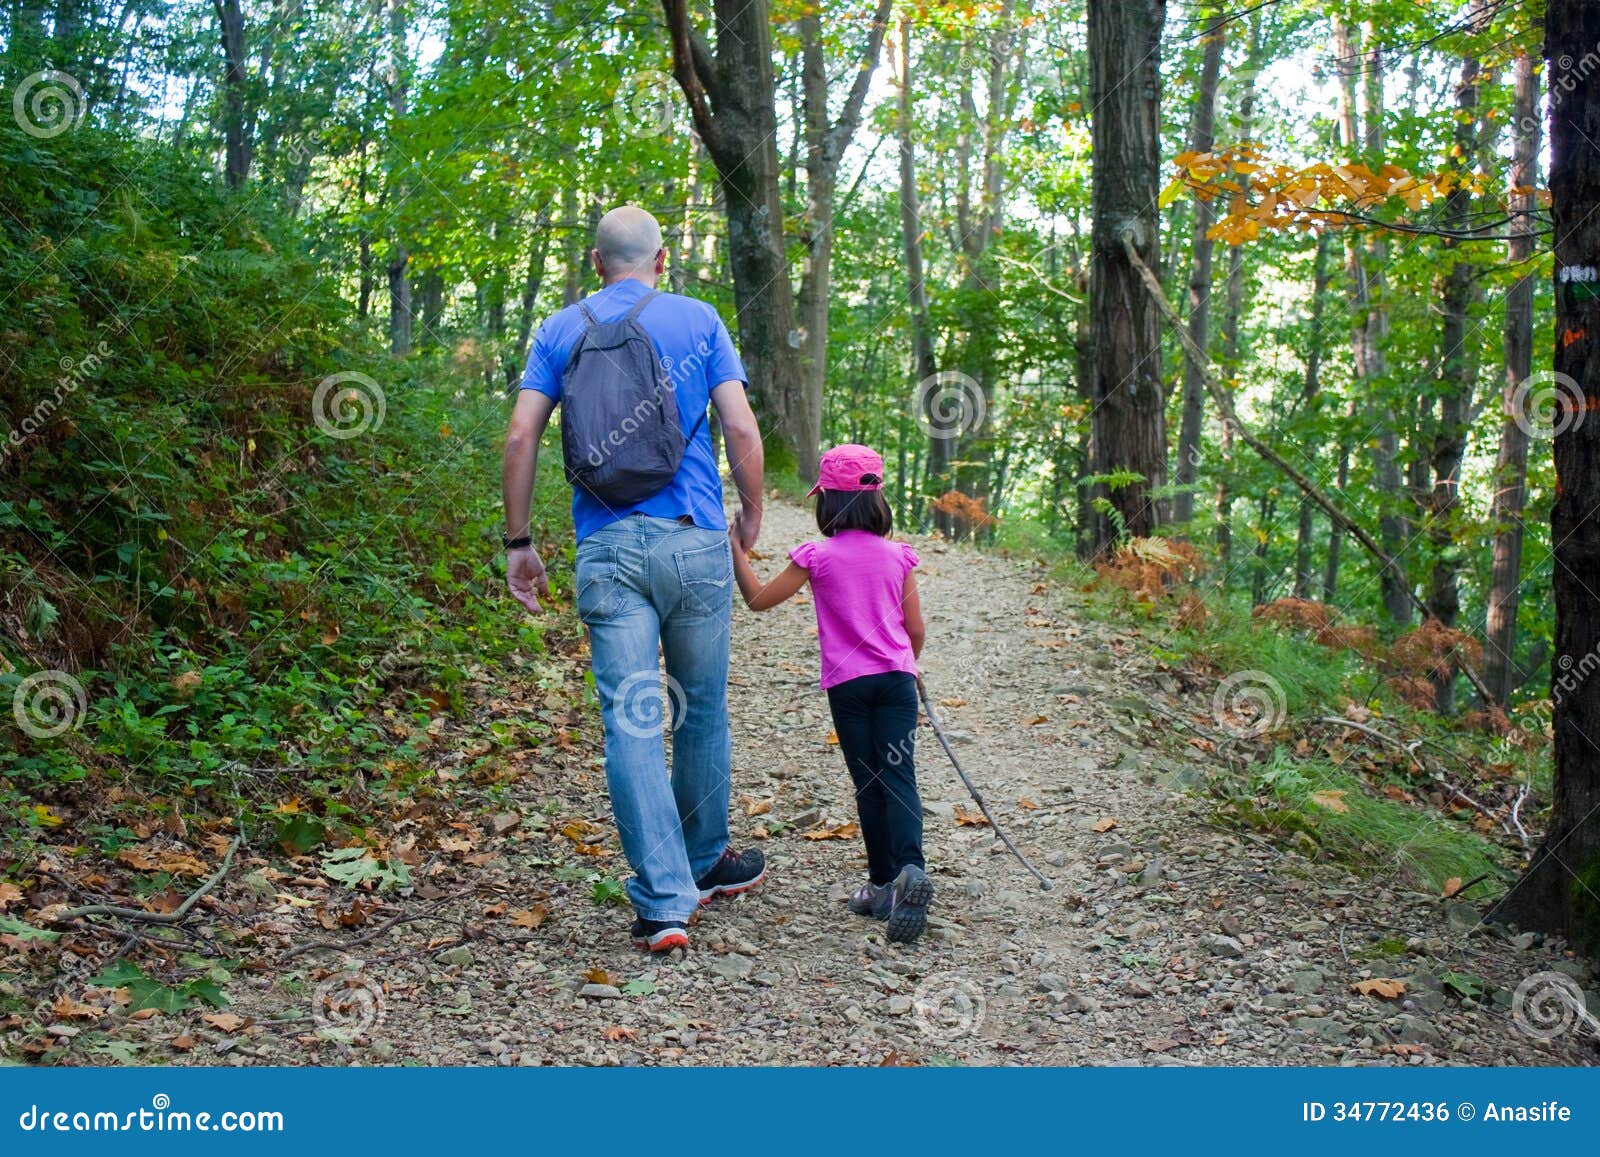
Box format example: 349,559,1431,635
808,443,886,497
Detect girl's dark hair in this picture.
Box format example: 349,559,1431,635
815,479,893,538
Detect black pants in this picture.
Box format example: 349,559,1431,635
826,670,924,886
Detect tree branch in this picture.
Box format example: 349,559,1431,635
826,0,893,161
660,0,723,162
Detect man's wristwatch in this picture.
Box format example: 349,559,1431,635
502,533,533,551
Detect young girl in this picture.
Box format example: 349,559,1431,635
729,444,933,943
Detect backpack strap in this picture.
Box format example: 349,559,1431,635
624,288,658,322
577,302,600,331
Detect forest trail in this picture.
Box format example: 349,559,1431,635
201,500,1595,1068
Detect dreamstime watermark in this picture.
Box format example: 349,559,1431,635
312,371,385,439
1,340,111,463
11,670,88,739
915,371,987,440
313,969,386,1041
12,70,85,138
1211,670,1287,739
16,1093,284,1134
1213,68,1263,137
1510,369,1586,440
614,69,675,138
1511,971,1597,1042
912,971,987,1042
612,670,687,739
1515,639,1600,741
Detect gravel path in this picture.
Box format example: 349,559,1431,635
192,500,1598,1067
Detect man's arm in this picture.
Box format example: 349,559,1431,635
711,379,764,550
502,388,557,614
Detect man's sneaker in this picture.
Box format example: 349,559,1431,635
695,847,766,905
847,882,887,918
630,918,689,953
884,865,934,944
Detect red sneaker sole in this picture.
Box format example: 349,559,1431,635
696,869,767,907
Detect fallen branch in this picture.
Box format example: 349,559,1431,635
279,902,445,962
53,834,242,926
1120,234,1493,704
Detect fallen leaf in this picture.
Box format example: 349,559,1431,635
1017,797,1039,810
801,822,861,841
741,796,773,817
1351,978,1407,1000
202,1011,248,1032
602,1025,637,1042
1026,715,1049,726
509,907,548,929
583,967,617,986
939,698,969,708
954,806,991,827
169,1034,197,1051
1143,1038,1182,1053
0,881,25,908
51,994,103,1020
1441,876,1464,899
1092,817,1118,833
1308,789,1349,814
825,730,839,745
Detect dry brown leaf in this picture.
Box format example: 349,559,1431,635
801,822,861,841
509,906,548,929
741,796,773,817
939,697,969,708
583,966,616,986
1352,978,1407,1000
1441,876,1464,899
1026,715,1049,726
954,806,991,827
825,729,840,745
170,1034,197,1051
0,881,26,908
51,994,103,1020
1092,817,1118,833
602,1025,637,1042
203,1011,248,1032
1308,789,1349,814
1017,797,1039,810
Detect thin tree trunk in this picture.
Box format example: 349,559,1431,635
213,0,251,188
1086,0,1168,552
384,0,411,356
1484,51,1540,706
1215,14,1258,567
1489,0,1600,950
794,1,892,482
1173,12,1225,528
1428,9,1490,713
1294,233,1333,598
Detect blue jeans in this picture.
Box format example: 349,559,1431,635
575,515,733,921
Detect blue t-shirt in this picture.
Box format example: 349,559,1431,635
520,278,746,541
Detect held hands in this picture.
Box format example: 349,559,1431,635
505,546,550,614
730,506,761,553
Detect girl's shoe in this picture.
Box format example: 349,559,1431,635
847,882,888,917
884,865,934,944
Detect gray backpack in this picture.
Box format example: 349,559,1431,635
558,290,705,507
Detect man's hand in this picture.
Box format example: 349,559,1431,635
732,506,762,553
506,546,550,614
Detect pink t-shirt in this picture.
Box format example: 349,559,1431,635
789,531,920,690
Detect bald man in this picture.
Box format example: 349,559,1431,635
502,205,768,953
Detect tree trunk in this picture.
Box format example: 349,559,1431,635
1294,233,1333,598
1490,0,1600,950
893,20,944,530
1334,18,1408,622
213,0,251,188
1086,0,1168,552
662,0,805,465
1173,11,1225,528
794,1,892,482
1484,51,1540,706
1214,13,1258,567
1427,14,1489,713
384,0,411,356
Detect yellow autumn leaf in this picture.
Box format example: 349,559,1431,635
1308,789,1349,813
